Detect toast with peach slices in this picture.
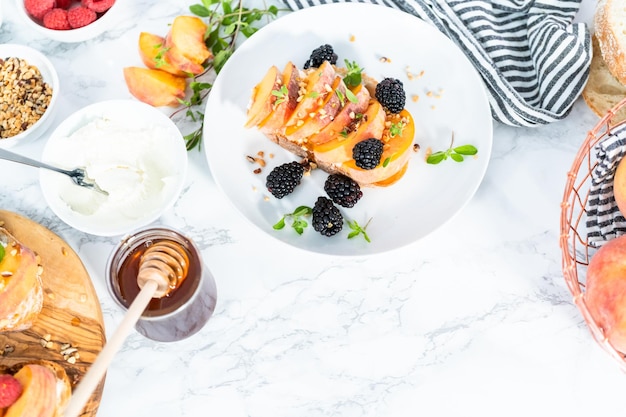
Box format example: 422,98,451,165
245,60,415,187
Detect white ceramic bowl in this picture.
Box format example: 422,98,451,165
0,44,59,148
14,0,120,43
40,100,188,237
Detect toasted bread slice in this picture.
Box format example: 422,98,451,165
0,227,43,333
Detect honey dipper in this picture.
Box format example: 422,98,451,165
63,241,190,417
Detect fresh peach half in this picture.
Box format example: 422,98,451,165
123,67,187,107
138,32,188,77
164,16,211,75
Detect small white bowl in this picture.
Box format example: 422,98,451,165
0,44,59,148
14,0,120,43
40,100,188,237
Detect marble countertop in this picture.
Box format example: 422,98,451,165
3,0,626,415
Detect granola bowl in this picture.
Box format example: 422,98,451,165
0,44,59,148
14,0,120,43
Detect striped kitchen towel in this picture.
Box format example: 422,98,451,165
280,0,592,127
586,123,626,247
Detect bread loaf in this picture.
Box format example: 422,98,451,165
582,35,626,123
595,0,626,85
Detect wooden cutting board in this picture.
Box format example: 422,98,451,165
0,210,106,417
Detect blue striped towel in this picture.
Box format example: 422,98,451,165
280,0,592,127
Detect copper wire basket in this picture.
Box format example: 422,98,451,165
560,96,626,372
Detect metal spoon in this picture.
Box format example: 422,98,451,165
0,148,108,195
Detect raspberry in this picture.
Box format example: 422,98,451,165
24,0,55,20
352,138,384,170
0,374,23,408
375,77,406,114
324,174,363,208
56,0,73,9
312,196,343,237
303,44,338,70
266,161,304,199
81,0,115,13
43,8,71,30
68,6,96,28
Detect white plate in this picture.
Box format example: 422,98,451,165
203,3,493,256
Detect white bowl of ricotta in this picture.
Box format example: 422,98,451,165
40,100,188,237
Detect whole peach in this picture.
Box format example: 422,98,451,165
585,234,626,353
614,155,626,216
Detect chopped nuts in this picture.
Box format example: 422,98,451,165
0,57,53,139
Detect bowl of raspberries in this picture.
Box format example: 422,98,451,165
17,0,118,42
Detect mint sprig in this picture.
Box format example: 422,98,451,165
427,132,477,164
273,206,312,235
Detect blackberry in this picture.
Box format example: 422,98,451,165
324,174,363,208
375,77,406,114
266,161,304,199
352,138,384,170
312,196,343,237
303,44,338,69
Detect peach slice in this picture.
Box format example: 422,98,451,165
284,61,337,129
313,99,386,164
259,61,300,134
123,67,187,107
340,109,415,186
5,364,56,417
164,16,211,75
138,32,188,77
308,83,371,146
244,65,281,128
282,75,347,143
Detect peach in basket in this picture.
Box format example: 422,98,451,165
561,96,626,371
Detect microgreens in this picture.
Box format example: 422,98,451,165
0,245,4,263
273,205,312,235
153,44,170,69
389,121,405,138
427,132,478,164
347,218,372,242
272,85,289,106
169,0,283,151
343,59,363,89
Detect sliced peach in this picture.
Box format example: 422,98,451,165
123,67,187,107
244,65,281,128
259,61,300,134
5,364,56,417
340,109,415,186
284,61,337,128
164,16,211,75
283,75,347,143
313,99,386,164
138,32,187,77
309,83,371,146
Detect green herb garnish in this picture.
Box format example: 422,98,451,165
347,218,372,242
389,121,405,138
0,245,4,263
343,59,363,88
272,85,289,106
273,206,312,235
426,132,478,164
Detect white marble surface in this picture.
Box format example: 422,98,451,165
3,0,626,416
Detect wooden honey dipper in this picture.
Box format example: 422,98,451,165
64,240,190,417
